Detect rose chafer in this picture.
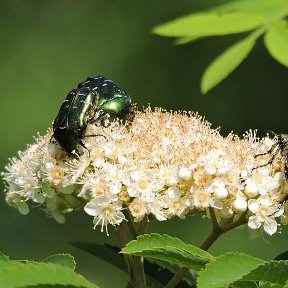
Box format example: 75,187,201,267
53,75,132,153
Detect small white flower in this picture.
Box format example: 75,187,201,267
165,187,188,218
249,171,280,196
43,162,65,186
129,198,148,222
123,169,165,199
66,156,91,183
214,187,229,199
248,195,284,235
207,178,229,200
244,179,259,198
158,164,178,186
233,197,248,212
190,187,221,209
199,149,232,175
104,165,125,195
17,201,29,215
177,167,192,181
84,195,126,235
78,174,106,197
147,200,167,221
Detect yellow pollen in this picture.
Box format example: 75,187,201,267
102,206,113,216
139,180,149,190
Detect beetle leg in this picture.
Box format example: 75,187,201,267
252,144,279,172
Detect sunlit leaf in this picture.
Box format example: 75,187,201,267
201,34,256,94
265,20,288,67
0,259,98,288
197,252,264,288
175,36,201,45
214,0,288,19
153,12,264,38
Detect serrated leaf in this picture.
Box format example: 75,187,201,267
242,260,288,285
264,20,288,67
197,252,265,288
214,0,288,19
153,12,264,38
0,260,98,288
201,34,256,94
43,253,76,270
121,233,213,270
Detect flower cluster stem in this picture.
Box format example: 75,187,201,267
117,222,135,286
119,210,148,287
201,208,248,251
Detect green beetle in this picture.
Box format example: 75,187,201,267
53,76,132,153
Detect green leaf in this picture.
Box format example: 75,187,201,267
201,34,256,94
197,252,265,288
0,259,98,288
43,253,76,270
214,0,288,19
175,36,201,45
242,260,288,285
153,12,265,38
121,233,213,270
264,20,288,67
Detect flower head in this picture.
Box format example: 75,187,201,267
2,108,287,235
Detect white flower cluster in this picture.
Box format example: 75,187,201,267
2,108,288,235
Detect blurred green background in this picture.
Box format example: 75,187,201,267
0,0,287,286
